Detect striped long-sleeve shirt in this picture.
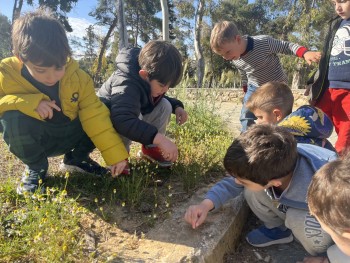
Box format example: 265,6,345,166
233,35,307,87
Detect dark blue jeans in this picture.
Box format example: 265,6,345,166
240,84,258,132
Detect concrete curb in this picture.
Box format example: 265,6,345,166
109,186,249,262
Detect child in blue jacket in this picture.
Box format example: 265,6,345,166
185,124,337,258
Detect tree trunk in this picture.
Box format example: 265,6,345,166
291,61,303,89
160,0,169,41
117,0,128,50
12,0,23,23
194,0,205,88
95,17,118,84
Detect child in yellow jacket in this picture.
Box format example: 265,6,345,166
0,9,128,194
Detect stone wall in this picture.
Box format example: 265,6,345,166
168,88,308,106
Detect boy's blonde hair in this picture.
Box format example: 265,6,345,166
307,156,350,235
246,81,294,117
210,21,240,52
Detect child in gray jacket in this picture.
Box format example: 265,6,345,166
185,124,338,258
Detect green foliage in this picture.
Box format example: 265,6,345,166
0,86,233,261
0,179,86,262
0,14,11,60
169,85,233,190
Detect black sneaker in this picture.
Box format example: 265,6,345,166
60,155,108,176
17,167,46,195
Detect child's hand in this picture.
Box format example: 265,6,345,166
153,133,178,162
110,159,127,177
303,51,321,65
36,100,61,119
175,107,188,125
296,256,329,263
184,199,214,229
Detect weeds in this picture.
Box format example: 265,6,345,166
0,87,233,261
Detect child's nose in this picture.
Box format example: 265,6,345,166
47,71,58,82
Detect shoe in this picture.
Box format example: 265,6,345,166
139,145,172,167
60,154,108,176
17,167,46,195
246,225,293,247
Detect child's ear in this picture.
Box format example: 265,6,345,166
268,179,282,188
139,70,149,81
236,35,241,44
272,109,284,122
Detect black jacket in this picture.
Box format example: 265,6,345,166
309,16,342,104
98,47,184,145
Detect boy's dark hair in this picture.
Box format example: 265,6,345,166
12,8,71,67
224,124,297,185
308,156,350,235
246,81,294,117
138,40,183,88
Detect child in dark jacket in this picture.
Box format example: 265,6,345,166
308,1,350,155
98,40,188,173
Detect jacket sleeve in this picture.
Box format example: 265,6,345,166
205,176,244,211
77,75,128,165
164,95,184,113
0,70,48,119
109,79,158,145
0,93,47,119
267,36,307,57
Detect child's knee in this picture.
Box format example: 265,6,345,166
158,98,172,115
286,210,332,255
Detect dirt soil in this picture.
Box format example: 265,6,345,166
1,93,333,262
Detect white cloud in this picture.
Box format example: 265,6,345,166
67,17,108,58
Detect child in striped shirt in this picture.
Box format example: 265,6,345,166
210,21,321,132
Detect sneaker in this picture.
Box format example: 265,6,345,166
139,145,172,167
17,167,46,195
246,225,293,247
60,154,108,176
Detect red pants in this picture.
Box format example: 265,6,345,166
316,88,350,155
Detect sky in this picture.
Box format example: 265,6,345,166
0,0,99,40
0,1,106,56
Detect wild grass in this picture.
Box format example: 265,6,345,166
0,88,234,262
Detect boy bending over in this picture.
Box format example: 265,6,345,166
210,21,321,132
98,40,187,173
185,124,337,257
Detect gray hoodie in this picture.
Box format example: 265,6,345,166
205,143,338,211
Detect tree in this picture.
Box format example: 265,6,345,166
11,0,79,32
0,14,12,60
160,0,169,41
125,0,162,46
79,25,99,77
194,0,205,88
89,0,119,82
117,0,128,49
